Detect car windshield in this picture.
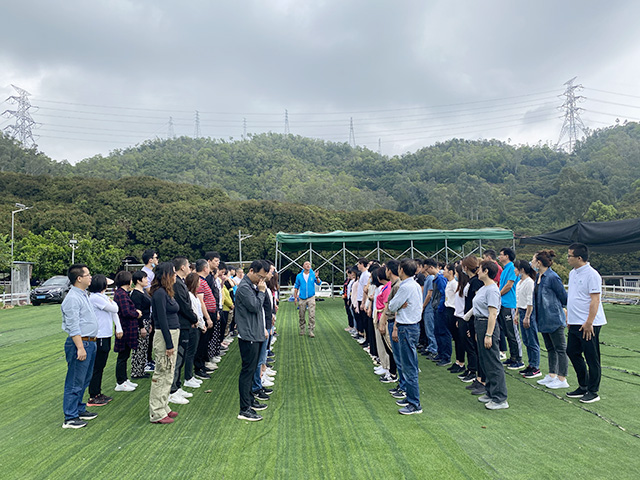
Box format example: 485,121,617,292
41,277,68,287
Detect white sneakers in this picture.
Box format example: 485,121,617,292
537,374,554,385
176,388,193,398
168,392,189,404
265,368,277,376
184,378,201,388
546,378,570,389
374,366,387,375
262,377,274,387
125,379,138,388
115,382,135,392
212,356,222,363
205,362,219,370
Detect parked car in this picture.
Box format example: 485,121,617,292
30,276,71,306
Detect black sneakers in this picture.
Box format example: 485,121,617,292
566,388,588,398
62,418,87,429
254,390,270,401
391,390,406,399
395,398,409,407
460,372,476,383
78,411,98,420
195,370,211,380
252,400,268,411
579,392,600,403
238,409,263,421
449,364,466,374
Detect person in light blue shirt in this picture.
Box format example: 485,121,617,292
293,261,321,337
498,248,523,368
61,264,99,429
388,258,423,415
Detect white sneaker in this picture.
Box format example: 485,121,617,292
115,382,135,392
262,374,275,382
125,379,138,388
176,388,193,398
262,378,274,387
212,356,222,363
499,352,507,361
168,392,189,404
265,368,277,376
184,378,201,388
374,366,386,375
547,378,570,389
537,374,555,385
193,377,203,384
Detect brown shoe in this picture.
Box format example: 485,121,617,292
152,416,174,424
168,411,179,418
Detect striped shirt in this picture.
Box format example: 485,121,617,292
198,276,217,313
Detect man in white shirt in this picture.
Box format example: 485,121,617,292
565,243,607,404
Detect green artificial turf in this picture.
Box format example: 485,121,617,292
1,300,639,479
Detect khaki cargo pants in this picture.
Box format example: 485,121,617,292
298,297,316,334
149,328,180,422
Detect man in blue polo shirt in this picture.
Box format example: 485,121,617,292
294,261,321,337
498,248,523,369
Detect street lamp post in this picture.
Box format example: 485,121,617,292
238,230,253,267
69,236,78,264
10,203,32,305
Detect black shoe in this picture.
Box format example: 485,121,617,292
460,372,476,383
389,387,401,395
457,369,470,379
261,387,274,395
395,398,409,407
391,390,406,399
195,370,211,380
266,363,274,369
238,409,263,421
579,392,600,403
62,418,87,429
131,373,150,379
519,365,533,376
98,394,113,403
470,386,487,396
436,359,452,367
254,390,270,401
466,380,482,390
449,364,466,374
78,411,98,420
566,388,588,398
252,400,268,411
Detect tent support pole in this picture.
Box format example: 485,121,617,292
445,239,449,263
343,243,346,280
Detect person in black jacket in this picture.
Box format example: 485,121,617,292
169,257,199,405
252,262,275,398
235,260,269,422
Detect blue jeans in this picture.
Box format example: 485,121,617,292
63,337,97,420
518,308,540,369
396,323,421,408
252,339,268,393
434,309,452,361
388,321,405,392
422,308,437,355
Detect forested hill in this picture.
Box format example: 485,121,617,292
2,122,640,234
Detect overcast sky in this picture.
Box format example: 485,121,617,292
2,0,640,163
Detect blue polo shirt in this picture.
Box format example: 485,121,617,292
499,261,517,308
294,270,320,300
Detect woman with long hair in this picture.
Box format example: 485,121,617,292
453,264,474,382
148,262,181,424
183,272,206,389
113,270,141,392
531,250,569,389
515,260,540,379
130,270,152,379
461,255,484,391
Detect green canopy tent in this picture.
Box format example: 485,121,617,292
275,228,514,282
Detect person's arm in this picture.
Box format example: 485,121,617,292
151,290,174,351
422,289,433,310
175,282,198,325
314,271,321,285
293,288,299,304
523,281,534,328
62,296,87,360
580,293,601,340
388,283,409,313
235,282,265,313
117,290,140,321
551,275,568,307
500,280,514,296
198,293,211,330
484,306,498,349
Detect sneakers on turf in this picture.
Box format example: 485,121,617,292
266,368,277,376
546,378,570,389
388,387,401,395
168,392,189,404
252,400,268,411
391,390,406,399
460,372,476,383
254,390,270,401
485,400,509,410
262,378,274,387
62,418,87,429
579,392,600,403
566,388,588,398
115,382,135,392
176,388,193,398
98,394,113,403
436,359,452,367
519,366,533,375
205,362,217,370
507,362,525,370
466,380,483,390
395,398,409,407
536,374,555,385
184,378,201,388
168,411,179,418
477,394,491,403
87,396,108,407
78,411,98,420
380,373,397,384
238,409,263,421
470,386,487,396
398,404,423,415
262,387,274,394
450,364,466,374
374,366,386,375
195,370,211,380
144,362,155,373
523,368,542,379
499,352,507,361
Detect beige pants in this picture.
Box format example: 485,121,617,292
298,297,316,333
149,329,179,422
374,317,390,370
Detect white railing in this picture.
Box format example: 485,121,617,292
601,285,640,304
0,292,31,306
279,282,342,299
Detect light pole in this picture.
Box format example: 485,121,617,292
238,230,253,267
11,203,32,305
69,236,78,264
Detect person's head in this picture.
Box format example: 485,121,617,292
114,270,132,289
185,272,200,296
376,266,389,285
399,258,417,279
68,264,91,289
568,243,589,268
262,260,274,281
423,258,438,276
150,261,177,298
205,251,221,269
444,263,456,281
247,260,269,285
482,249,497,261
516,259,536,281
218,261,227,276
236,268,244,278
302,261,311,273
142,249,158,267
195,258,210,276
228,267,236,277
357,257,369,272
533,250,556,270
461,255,479,276
478,260,499,282
268,271,279,292
385,259,399,279
132,270,148,289
172,256,190,278
498,247,516,266
88,274,108,293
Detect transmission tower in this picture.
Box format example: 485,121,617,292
242,118,247,139
2,84,37,148
378,138,382,156
556,77,587,152
348,117,356,147
194,111,201,138
168,116,175,139
284,109,290,135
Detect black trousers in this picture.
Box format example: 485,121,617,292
567,324,602,393
171,328,192,393
355,308,365,334
221,311,229,339
238,338,262,412
195,321,214,372
458,317,478,373
89,337,111,397
115,346,132,384
185,327,200,381
344,299,354,328
445,307,464,363
468,317,484,379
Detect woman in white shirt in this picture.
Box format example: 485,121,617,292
515,260,540,379
88,274,122,407
444,264,464,374
183,272,206,389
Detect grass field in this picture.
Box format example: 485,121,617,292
1,299,639,479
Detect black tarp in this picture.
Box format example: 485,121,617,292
519,218,640,254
